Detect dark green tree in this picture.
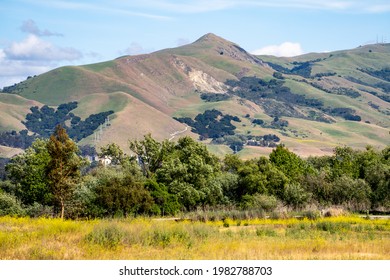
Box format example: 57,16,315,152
93,167,153,217
6,139,52,206
156,136,221,210
269,145,309,181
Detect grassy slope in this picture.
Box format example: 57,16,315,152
0,94,42,132
76,92,196,152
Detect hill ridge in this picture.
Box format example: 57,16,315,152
0,33,389,158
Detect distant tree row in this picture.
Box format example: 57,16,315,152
23,102,114,140
0,130,37,149
226,76,362,122
200,93,230,102
0,102,114,149
225,76,324,110
175,109,240,140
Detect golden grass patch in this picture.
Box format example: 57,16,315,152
0,216,389,260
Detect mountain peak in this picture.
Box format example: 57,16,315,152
192,33,265,66
194,33,234,46
195,33,221,42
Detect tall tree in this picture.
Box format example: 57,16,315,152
46,125,81,219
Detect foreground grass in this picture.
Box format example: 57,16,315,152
0,216,389,260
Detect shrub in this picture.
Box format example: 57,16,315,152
302,210,321,220
25,202,53,218
0,192,25,216
283,183,311,209
85,224,125,248
256,228,277,237
331,176,371,211
252,194,278,212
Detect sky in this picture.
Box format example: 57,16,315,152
1,0,390,88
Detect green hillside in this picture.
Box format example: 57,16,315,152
0,34,389,157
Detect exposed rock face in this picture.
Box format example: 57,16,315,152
188,70,228,93
172,55,228,93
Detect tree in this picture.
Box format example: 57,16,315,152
155,136,221,210
269,145,309,181
99,143,126,165
6,139,52,206
129,134,174,178
93,167,153,217
46,125,82,219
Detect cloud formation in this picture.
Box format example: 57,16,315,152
251,42,304,57
120,42,154,55
4,34,82,61
20,19,63,37
0,20,83,88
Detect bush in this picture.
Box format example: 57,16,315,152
85,224,125,248
302,210,321,220
283,183,311,209
25,202,53,218
331,176,371,211
248,194,278,212
0,192,25,216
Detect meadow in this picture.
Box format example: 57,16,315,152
0,215,389,260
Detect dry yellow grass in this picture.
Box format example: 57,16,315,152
0,216,389,260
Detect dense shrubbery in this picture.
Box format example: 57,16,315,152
0,129,389,219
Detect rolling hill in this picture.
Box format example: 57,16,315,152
0,33,389,158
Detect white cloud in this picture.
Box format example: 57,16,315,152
176,38,190,46
0,49,52,88
120,42,154,56
20,19,63,37
251,42,304,57
0,34,83,88
4,35,82,61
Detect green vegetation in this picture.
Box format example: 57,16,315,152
1,128,389,219
46,125,83,219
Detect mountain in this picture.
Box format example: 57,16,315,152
1,33,389,158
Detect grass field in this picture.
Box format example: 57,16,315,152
1,216,389,260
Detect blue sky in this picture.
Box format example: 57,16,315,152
1,0,389,88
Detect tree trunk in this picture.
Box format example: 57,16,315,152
60,199,65,220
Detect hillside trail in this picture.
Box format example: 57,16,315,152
169,125,188,141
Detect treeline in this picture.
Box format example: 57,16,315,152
0,128,389,219
23,102,114,140
0,130,37,149
0,102,114,149
175,109,240,140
